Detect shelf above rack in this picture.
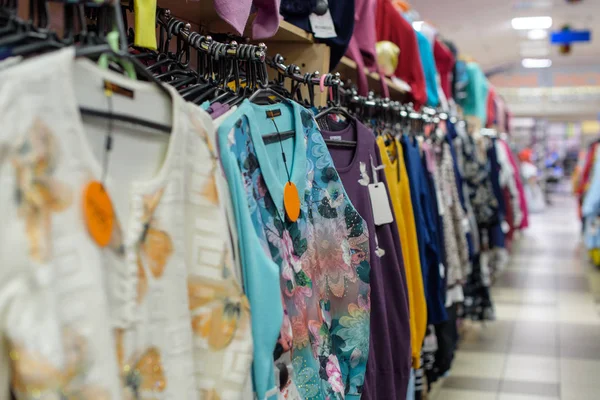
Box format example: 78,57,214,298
157,0,314,43
334,56,408,101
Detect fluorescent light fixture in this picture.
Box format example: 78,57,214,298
412,20,424,31
527,29,548,40
511,16,552,30
522,58,552,68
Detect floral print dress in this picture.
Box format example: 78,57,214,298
218,100,371,400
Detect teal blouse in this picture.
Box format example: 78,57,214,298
416,30,440,107
461,62,489,125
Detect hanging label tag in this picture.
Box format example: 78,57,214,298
284,182,301,222
83,181,115,247
436,188,445,216
374,235,385,258
462,217,471,232
103,80,135,99
265,109,282,119
308,2,338,39
368,183,394,226
501,220,510,234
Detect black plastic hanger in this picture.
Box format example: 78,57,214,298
0,0,22,37
248,62,299,143
250,85,296,144
317,109,357,148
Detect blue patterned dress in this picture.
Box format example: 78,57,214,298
218,100,371,400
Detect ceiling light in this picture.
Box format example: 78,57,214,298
522,58,552,68
511,16,552,30
412,21,424,31
527,29,548,40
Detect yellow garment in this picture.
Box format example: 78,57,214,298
377,135,427,369
590,249,600,266
134,0,158,50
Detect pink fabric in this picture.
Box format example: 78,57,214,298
486,85,497,128
214,0,281,39
420,141,436,174
500,139,529,229
345,0,389,97
349,0,377,66
503,187,514,251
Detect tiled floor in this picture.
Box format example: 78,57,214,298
432,193,600,400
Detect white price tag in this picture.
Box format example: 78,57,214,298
436,187,445,216
308,4,338,39
462,217,471,232
368,182,394,226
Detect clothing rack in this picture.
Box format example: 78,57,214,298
154,8,447,119
268,53,341,88
157,8,267,62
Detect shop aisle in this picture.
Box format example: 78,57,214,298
432,192,600,400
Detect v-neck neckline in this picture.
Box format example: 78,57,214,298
241,99,308,219
62,49,183,238
67,55,182,193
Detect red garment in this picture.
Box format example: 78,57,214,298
576,142,599,219
505,109,512,134
433,39,455,101
495,95,506,132
376,0,427,108
500,139,529,229
576,142,598,197
503,187,514,251
486,85,497,128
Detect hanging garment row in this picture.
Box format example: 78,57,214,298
0,1,528,399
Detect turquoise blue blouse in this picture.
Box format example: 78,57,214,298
461,62,489,125
218,99,371,399
416,31,440,107
217,108,283,400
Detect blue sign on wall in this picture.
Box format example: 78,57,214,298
551,30,592,44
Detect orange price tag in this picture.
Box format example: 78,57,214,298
83,181,114,247
283,181,301,222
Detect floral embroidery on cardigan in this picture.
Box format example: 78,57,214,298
11,119,72,262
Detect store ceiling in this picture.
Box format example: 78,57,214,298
412,0,599,71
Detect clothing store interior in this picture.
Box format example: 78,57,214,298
2,0,600,399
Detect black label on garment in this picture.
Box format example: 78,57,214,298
265,109,282,118
103,80,135,99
